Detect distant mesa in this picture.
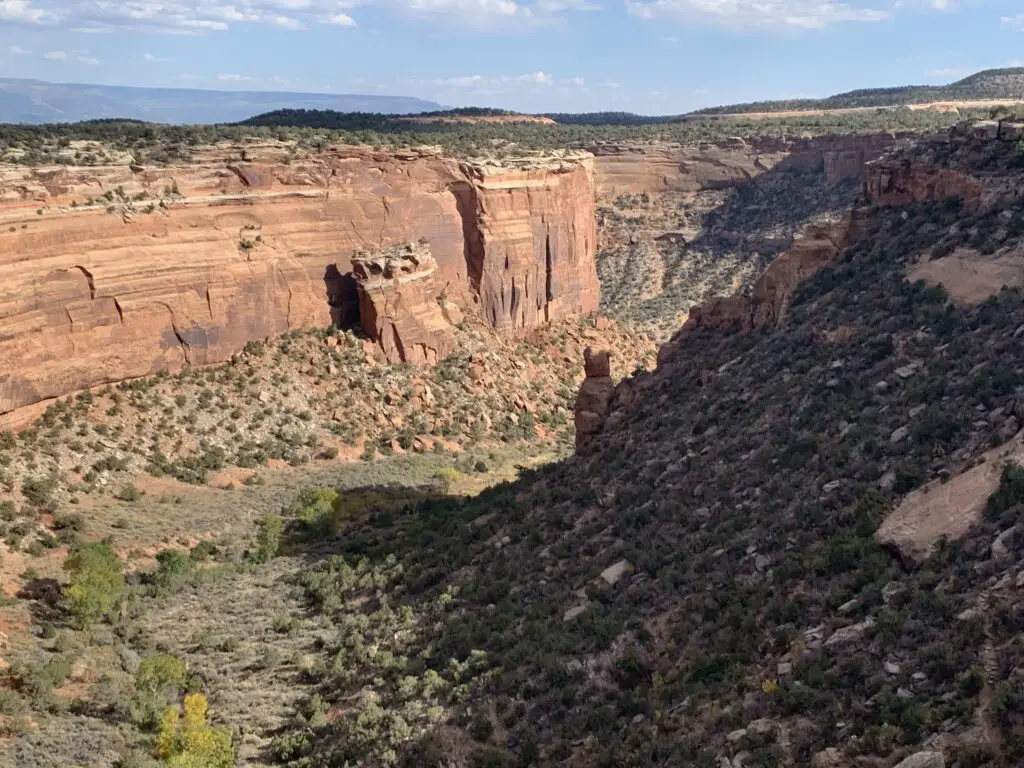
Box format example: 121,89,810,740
689,66,1024,117
0,78,445,125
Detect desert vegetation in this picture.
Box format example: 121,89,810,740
0,314,653,564
0,107,988,167
694,67,1024,115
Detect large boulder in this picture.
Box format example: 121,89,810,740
893,752,945,768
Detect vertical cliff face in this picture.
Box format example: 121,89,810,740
0,146,599,423
589,133,907,201
864,159,986,211
460,158,599,331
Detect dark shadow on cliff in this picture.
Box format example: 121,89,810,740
597,150,865,336
693,153,860,259
323,264,360,331
450,181,484,296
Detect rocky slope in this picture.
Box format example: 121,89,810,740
0,144,598,426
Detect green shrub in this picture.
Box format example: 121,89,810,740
62,542,125,628
154,549,193,591
252,515,284,563
985,463,1024,525
115,484,143,502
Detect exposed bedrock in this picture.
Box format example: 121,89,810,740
352,243,455,366
573,347,614,450
588,132,907,200
0,146,599,423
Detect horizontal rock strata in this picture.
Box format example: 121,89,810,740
0,145,599,424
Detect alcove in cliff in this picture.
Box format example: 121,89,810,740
323,264,360,330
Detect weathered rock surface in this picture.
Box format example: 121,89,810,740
876,430,1024,566
574,348,614,449
352,243,454,365
865,159,985,212
809,748,850,768
892,752,945,768
590,133,904,200
909,247,1024,306
864,117,1024,213
0,145,598,424
461,160,599,331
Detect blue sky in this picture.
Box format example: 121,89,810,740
1,0,1023,114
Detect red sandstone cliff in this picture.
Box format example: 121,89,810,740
589,132,906,200
0,145,598,423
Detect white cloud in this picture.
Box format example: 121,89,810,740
926,67,964,78
407,0,520,19
77,54,99,64
42,50,66,60
626,0,890,29
522,70,552,84
434,71,554,89
217,73,251,81
0,0,593,32
1004,14,1024,30
8,45,29,54
0,0,50,21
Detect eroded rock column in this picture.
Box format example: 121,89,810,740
352,243,455,366
574,347,614,449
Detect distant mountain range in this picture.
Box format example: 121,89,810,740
0,79,445,124
4,67,1024,127
692,67,1024,115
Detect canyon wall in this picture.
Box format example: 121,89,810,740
589,132,907,200
0,145,598,424
577,120,1016,451
863,119,1024,212
865,158,985,211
